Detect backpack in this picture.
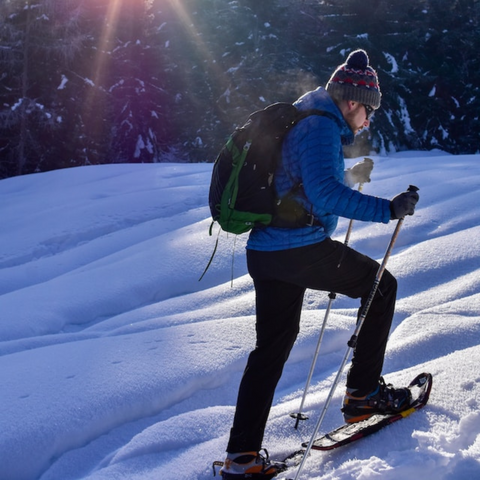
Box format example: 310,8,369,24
208,102,332,235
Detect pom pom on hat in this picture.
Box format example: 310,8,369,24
326,49,381,109
346,49,369,70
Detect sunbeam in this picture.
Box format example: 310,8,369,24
163,0,219,69
92,0,123,87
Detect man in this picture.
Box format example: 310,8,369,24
219,49,419,479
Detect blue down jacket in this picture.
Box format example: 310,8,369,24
247,87,391,251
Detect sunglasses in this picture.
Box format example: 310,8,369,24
363,104,375,120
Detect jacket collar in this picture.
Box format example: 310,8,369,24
294,87,355,146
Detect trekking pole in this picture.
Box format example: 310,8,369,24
292,185,418,480
290,184,363,429
290,291,335,429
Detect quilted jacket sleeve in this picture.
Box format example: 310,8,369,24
283,115,391,228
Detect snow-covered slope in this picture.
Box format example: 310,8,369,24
0,153,479,479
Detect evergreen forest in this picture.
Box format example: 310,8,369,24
0,0,478,178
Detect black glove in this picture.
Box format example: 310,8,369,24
344,157,374,187
390,190,420,219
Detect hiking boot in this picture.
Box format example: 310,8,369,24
217,449,282,479
342,377,412,424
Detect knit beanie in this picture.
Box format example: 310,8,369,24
326,49,381,109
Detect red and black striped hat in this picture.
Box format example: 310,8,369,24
326,49,381,109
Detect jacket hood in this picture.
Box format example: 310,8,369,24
293,87,355,146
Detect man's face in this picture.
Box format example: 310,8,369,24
345,103,371,135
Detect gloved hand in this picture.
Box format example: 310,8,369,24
344,157,374,187
390,189,420,219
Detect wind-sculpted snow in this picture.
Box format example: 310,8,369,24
0,153,479,479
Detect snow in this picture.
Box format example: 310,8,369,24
11,98,23,111
57,75,69,90
383,52,399,74
396,96,414,134
0,153,479,480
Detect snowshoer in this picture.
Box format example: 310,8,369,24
219,49,419,479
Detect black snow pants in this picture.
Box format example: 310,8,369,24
226,237,397,453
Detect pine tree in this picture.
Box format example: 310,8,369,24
0,0,478,178
0,0,85,178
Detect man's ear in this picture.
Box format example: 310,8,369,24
338,99,353,116
347,100,357,112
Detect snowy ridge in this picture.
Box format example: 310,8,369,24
0,153,479,479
